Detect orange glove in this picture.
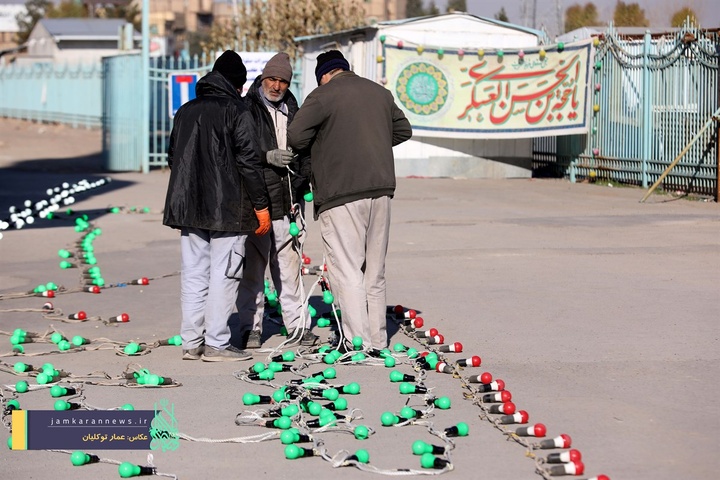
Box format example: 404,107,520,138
254,208,271,236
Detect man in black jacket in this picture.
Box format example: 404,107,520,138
237,52,318,349
288,50,412,352
163,50,271,362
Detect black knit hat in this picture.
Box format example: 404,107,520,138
213,50,247,90
315,50,349,85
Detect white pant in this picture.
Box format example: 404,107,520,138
236,215,307,333
180,228,244,350
319,196,391,349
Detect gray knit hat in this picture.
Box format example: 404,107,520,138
261,53,293,83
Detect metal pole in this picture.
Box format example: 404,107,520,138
641,31,652,188
640,107,720,202
141,0,150,173
715,42,719,202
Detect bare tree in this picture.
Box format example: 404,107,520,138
564,3,600,33
670,6,697,27
613,1,649,27
202,0,367,59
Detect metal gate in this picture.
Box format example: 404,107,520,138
533,22,719,198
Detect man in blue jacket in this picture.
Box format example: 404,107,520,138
163,50,271,362
288,50,412,352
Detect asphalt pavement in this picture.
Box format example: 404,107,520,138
0,119,719,480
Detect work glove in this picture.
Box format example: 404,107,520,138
254,208,271,236
266,149,294,168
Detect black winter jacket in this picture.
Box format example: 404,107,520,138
244,76,309,221
163,71,268,233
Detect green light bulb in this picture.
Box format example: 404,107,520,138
280,430,298,444
12,344,24,354
71,451,91,466
272,390,286,403
45,282,58,291
274,416,292,429
281,405,299,417
306,401,322,416
118,462,141,478
380,412,399,426
168,335,182,346
289,222,300,237
7,399,20,410
354,425,369,439
258,369,275,381
308,305,317,317
123,343,140,355
341,382,360,395
393,343,407,352
7,437,12,449
322,388,339,401
350,352,365,362
282,351,295,362
400,406,418,419
303,191,314,202
322,290,334,304
353,449,370,463
284,444,304,459
323,351,338,365
58,249,72,258
399,382,413,394
420,452,446,469
59,260,74,269
412,440,432,455
50,332,64,344
54,399,71,411
72,336,88,346
268,362,283,373
322,368,336,379
317,318,330,327
50,385,67,397
36,372,51,384
13,362,30,373
243,393,261,406
389,371,405,382
120,404,134,410
58,340,71,351
252,362,266,373
331,398,348,410
384,356,396,368
15,381,29,393
266,291,278,303
434,397,451,409
352,336,363,348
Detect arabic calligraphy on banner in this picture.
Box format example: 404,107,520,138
385,39,595,139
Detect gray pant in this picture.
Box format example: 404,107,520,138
237,215,307,333
319,196,391,349
180,228,243,350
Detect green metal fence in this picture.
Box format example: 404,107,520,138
0,61,103,128
533,22,719,198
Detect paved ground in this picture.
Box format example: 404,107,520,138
0,119,719,480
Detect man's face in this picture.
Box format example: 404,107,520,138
261,76,289,102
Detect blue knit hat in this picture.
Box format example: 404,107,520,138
315,50,349,85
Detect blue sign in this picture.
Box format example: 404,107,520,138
168,73,199,118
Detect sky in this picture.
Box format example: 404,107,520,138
434,0,720,38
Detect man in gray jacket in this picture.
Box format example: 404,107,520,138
288,50,412,352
